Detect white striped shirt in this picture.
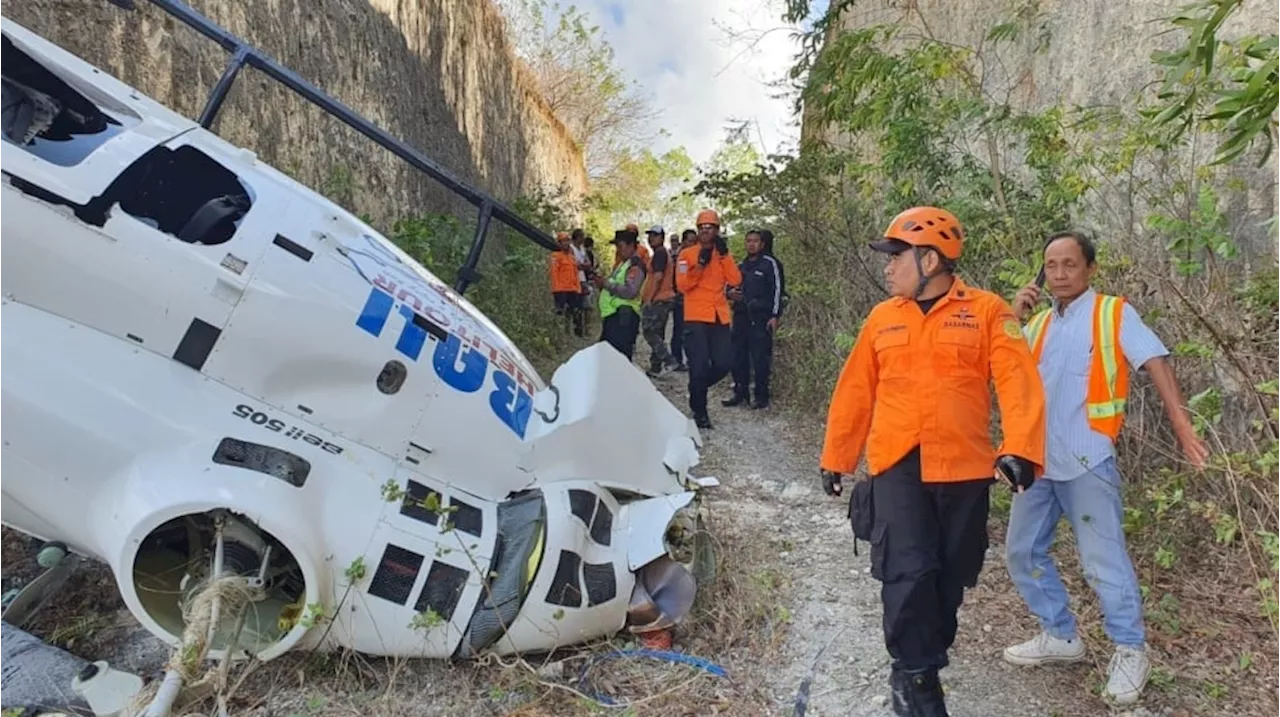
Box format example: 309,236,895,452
761,254,782,317
570,244,587,283
1027,288,1169,481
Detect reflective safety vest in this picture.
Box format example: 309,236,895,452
1025,293,1130,441
599,257,643,319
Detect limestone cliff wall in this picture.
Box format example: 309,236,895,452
3,0,588,226
802,0,1277,251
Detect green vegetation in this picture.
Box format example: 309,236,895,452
697,0,1278,712
371,185,591,376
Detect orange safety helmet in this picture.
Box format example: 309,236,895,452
695,209,720,227
873,206,965,261
555,230,570,242
625,222,640,233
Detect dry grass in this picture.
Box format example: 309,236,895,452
965,516,1278,717
2,504,791,717
962,421,1279,716
241,510,792,717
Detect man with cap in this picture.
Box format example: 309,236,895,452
594,228,647,361
819,206,1046,717
676,209,742,429
640,225,680,377
616,223,651,269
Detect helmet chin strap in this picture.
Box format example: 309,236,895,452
910,247,955,301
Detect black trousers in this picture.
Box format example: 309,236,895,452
869,447,992,671
600,306,640,361
730,311,773,402
553,291,585,337
683,321,733,416
670,299,685,363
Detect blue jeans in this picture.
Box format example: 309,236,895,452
1005,457,1145,647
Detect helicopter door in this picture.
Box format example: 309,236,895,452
0,133,277,371
201,201,440,458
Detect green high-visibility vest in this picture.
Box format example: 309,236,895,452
599,258,643,319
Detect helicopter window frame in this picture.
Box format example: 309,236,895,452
1,33,136,167
97,143,257,246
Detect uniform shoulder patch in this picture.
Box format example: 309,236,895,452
1002,319,1023,339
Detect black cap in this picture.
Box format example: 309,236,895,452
611,230,639,245
869,237,911,254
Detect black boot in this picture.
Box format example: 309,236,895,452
694,413,713,430
890,668,948,717
721,392,749,407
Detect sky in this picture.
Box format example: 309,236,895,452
570,0,826,164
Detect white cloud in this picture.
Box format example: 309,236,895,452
575,0,807,165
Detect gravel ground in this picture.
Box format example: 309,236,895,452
650,368,1172,717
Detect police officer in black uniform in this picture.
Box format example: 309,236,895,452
724,229,784,409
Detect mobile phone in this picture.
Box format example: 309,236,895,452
1034,266,1046,289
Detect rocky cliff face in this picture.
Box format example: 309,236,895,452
3,0,588,225
803,0,1277,251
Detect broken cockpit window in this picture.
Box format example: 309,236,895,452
91,144,255,245
6,141,255,247
1,34,130,166
2,32,253,246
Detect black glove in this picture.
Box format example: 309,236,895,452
821,470,843,496
698,247,712,266
714,236,729,256
995,455,1036,492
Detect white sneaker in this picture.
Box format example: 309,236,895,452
1105,644,1151,705
1002,631,1087,666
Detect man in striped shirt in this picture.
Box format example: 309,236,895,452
1002,231,1208,706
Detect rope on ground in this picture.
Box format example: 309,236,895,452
123,575,256,717
792,622,849,717
576,647,728,706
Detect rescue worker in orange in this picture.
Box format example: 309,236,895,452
676,209,742,429
549,231,586,337
819,207,1047,717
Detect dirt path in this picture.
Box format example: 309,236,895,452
649,371,1086,717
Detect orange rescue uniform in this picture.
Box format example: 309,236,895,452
548,250,581,293
642,248,677,303
676,245,742,323
820,277,1046,482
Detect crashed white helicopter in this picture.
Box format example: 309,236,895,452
0,0,715,696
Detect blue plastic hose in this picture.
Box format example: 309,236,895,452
577,647,729,705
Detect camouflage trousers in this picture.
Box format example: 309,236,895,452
641,300,675,370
